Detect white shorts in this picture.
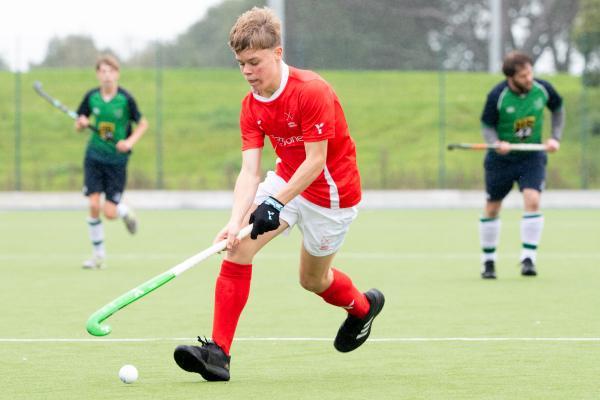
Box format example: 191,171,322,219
254,171,358,257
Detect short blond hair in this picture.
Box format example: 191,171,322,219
228,7,281,53
96,54,120,71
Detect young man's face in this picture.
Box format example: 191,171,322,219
508,63,533,93
235,47,282,96
96,63,119,89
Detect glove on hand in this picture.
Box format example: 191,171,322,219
249,196,284,240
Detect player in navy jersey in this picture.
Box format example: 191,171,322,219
76,55,148,269
478,51,564,279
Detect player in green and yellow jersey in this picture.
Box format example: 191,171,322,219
75,54,149,269
479,51,564,279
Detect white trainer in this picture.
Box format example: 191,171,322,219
123,211,137,235
82,255,106,269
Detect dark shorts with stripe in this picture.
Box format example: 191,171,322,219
83,156,127,204
484,150,547,202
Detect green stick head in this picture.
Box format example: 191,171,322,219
85,271,177,337
86,310,113,336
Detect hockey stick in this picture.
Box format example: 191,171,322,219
33,81,114,142
447,143,547,151
86,224,253,336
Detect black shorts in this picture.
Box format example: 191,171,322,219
484,151,547,201
83,156,127,204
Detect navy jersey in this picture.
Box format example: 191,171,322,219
481,79,562,144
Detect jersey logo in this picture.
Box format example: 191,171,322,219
93,107,100,115
285,112,297,128
315,123,324,134
272,135,304,146
514,116,535,141
98,122,116,141
506,106,515,113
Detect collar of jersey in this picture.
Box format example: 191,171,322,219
252,61,289,103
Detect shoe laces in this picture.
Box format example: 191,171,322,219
197,336,212,346
196,336,229,364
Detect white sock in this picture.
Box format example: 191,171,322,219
87,217,105,258
521,213,544,262
480,217,501,263
117,203,129,218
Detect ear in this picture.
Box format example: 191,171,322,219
273,46,283,61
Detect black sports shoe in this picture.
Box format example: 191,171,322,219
481,260,497,279
520,257,537,276
174,337,231,381
334,288,385,353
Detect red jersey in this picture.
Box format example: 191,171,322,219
240,64,361,209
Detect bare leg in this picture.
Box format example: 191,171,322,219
89,193,101,219
103,201,118,220
298,247,336,293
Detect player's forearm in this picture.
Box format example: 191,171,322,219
127,118,149,147
229,148,262,226
230,165,262,226
482,125,499,145
551,107,565,141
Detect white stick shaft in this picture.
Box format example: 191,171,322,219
448,143,547,151
506,143,546,151
170,225,253,276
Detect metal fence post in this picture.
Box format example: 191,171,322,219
438,63,446,188
14,70,22,190
155,43,164,189
580,79,589,189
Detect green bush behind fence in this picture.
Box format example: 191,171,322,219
1,68,598,190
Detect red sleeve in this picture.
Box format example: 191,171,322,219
239,96,264,151
298,79,335,142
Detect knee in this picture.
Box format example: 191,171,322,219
224,244,257,266
104,206,118,220
299,273,328,293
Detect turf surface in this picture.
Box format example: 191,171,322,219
1,209,599,399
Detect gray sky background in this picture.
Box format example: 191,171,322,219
0,0,223,70
0,0,580,73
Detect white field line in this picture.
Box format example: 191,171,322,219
1,337,600,343
1,252,599,261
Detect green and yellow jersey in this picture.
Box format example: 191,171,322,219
77,87,142,164
481,79,562,144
